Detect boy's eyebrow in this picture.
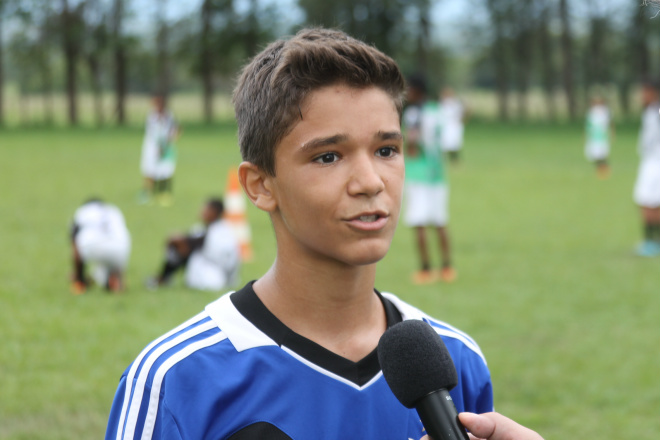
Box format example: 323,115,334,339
299,131,402,153
377,130,403,141
300,134,349,152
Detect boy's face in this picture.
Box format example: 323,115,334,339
265,84,404,267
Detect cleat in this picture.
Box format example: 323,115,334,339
636,240,660,257
412,270,437,285
71,280,87,295
437,266,457,283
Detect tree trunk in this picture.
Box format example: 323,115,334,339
201,0,213,124
88,55,104,126
538,5,556,121
493,22,509,120
156,0,169,98
0,11,4,126
559,0,576,121
62,0,78,125
113,0,126,125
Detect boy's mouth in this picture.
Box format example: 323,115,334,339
359,215,379,222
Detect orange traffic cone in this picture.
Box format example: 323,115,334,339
225,166,253,262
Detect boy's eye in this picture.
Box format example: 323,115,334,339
376,146,397,157
313,152,340,164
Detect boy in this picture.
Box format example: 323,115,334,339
147,197,241,291
70,198,131,294
584,95,613,179
404,75,456,284
440,86,467,163
633,80,660,256
106,28,491,440
139,94,179,206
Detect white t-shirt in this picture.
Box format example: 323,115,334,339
73,201,131,277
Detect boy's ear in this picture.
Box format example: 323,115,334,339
238,161,277,212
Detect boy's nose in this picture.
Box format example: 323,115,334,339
347,155,385,197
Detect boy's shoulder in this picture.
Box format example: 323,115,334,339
381,292,487,364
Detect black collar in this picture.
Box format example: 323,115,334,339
230,281,402,387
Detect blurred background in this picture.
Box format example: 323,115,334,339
2,1,660,440
2,0,660,126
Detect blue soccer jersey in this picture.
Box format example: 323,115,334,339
106,282,493,440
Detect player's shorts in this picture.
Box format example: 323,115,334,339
140,141,160,178
441,125,464,152
585,140,609,161
404,183,449,227
633,157,660,208
76,229,131,270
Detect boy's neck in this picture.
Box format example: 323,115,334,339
252,258,387,363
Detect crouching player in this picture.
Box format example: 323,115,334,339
105,28,494,440
147,197,241,291
70,198,131,294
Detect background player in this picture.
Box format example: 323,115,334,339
146,197,240,291
139,94,179,206
440,86,467,164
70,198,131,294
404,75,456,284
633,80,660,257
106,28,492,440
584,95,613,179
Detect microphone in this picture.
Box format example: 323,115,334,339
377,319,469,440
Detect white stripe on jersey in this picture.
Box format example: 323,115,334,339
116,312,214,440
381,292,487,364
281,346,384,391
140,332,227,440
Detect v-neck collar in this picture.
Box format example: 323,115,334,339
228,281,402,387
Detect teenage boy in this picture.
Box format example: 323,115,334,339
139,94,179,206
147,198,241,291
404,75,456,284
633,80,660,257
106,28,492,440
70,198,131,294
584,95,613,179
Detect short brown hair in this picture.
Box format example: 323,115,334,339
232,28,405,176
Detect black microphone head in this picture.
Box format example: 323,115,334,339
377,319,458,408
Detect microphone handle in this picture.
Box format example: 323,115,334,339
416,389,470,440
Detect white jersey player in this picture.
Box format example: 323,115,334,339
139,95,179,205
633,81,660,256
148,198,240,291
584,97,612,179
440,87,466,163
70,199,131,294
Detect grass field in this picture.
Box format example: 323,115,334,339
1,120,658,439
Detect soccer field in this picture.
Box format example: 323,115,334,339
0,121,658,439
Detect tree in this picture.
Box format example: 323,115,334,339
83,0,110,126
200,0,214,123
559,0,577,120
536,1,557,121
61,0,86,125
512,0,534,120
155,0,170,97
485,0,512,121
112,0,127,124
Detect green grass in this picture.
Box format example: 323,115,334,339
1,121,658,439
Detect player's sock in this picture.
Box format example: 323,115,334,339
74,260,86,284
650,223,660,241
644,223,656,241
